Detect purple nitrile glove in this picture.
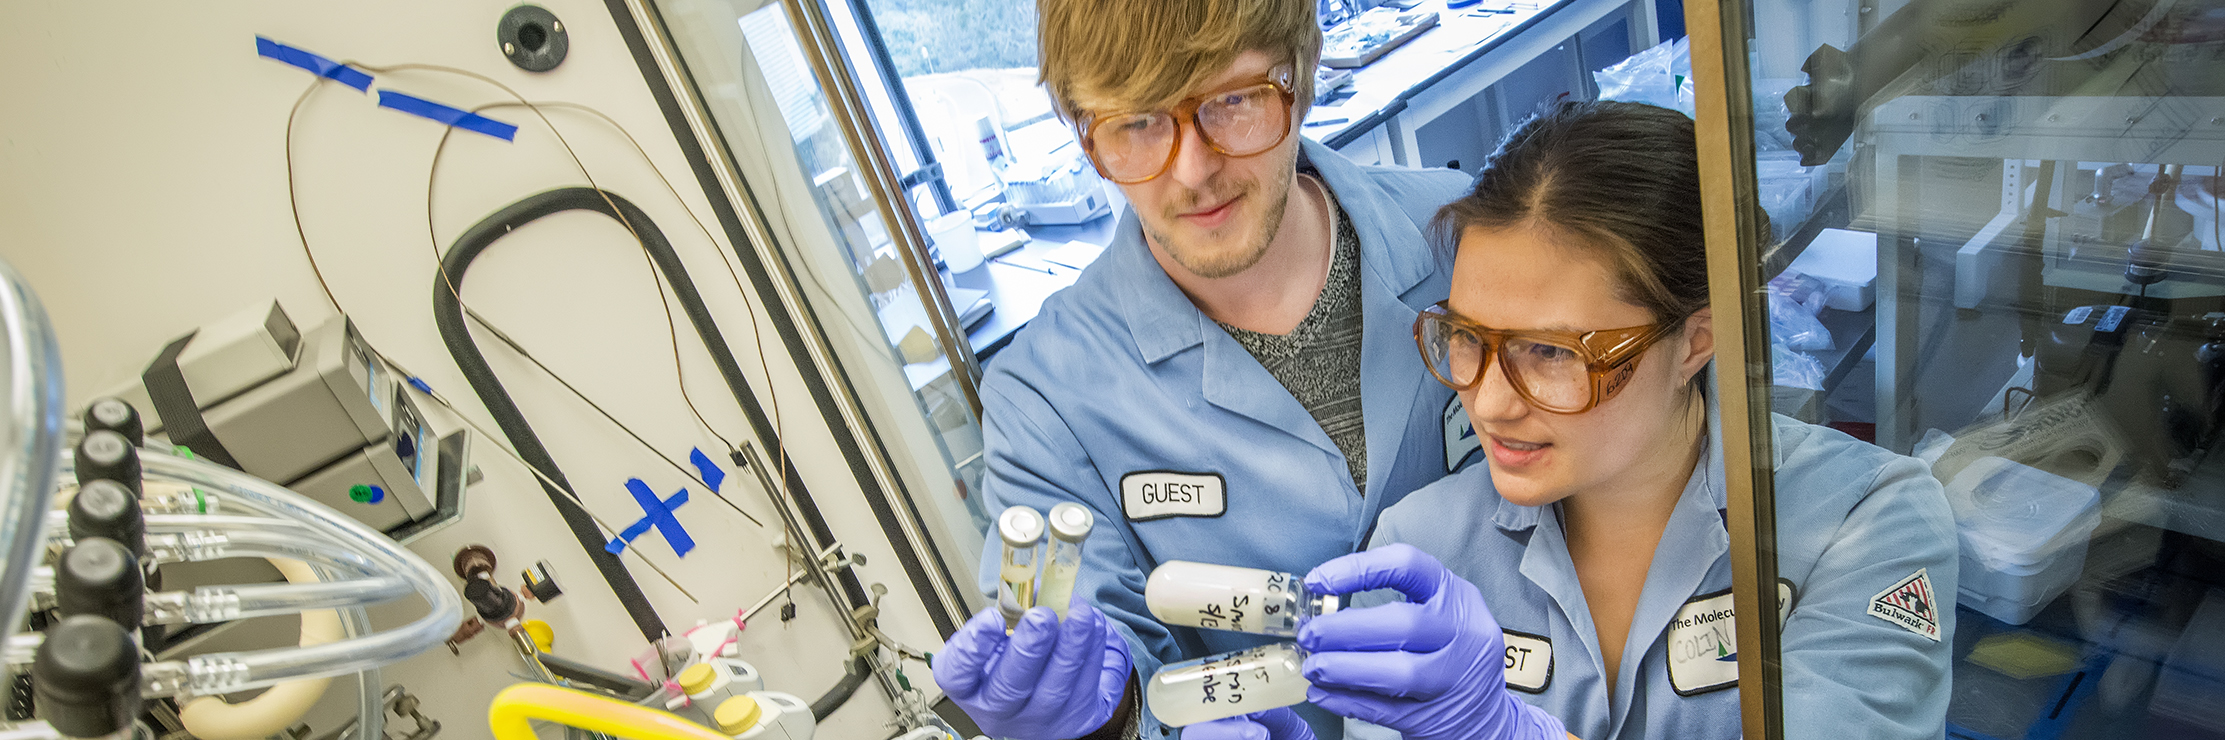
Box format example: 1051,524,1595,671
1181,708,1316,740
931,598,1131,740
1297,544,1567,740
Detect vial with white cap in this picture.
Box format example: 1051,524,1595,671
1145,561,1339,637
1038,503,1093,619
1144,642,1310,727
996,506,1046,630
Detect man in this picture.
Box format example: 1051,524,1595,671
930,1,1473,737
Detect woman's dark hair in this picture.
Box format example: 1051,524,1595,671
1436,100,1713,325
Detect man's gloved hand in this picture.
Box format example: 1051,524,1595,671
1181,708,1316,740
1296,544,1566,740
931,598,1132,740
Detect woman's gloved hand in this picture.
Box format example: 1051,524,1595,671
931,598,1132,740
1182,708,1316,740
1296,544,1567,740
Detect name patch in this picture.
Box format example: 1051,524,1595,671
1443,396,1481,471
1502,630,1552,693
1665,582,1795,696
1120,471,1226,521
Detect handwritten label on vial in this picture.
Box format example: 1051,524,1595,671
1196,647,1276,707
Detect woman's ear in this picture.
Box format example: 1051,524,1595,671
1679,308,1715,382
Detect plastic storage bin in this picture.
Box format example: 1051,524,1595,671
1943,456,2100,625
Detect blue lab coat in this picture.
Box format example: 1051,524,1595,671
1354,382,1958,740
977,138,1474,738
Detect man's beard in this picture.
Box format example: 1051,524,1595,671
1140,153,1298,280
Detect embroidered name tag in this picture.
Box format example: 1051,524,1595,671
1665,582,1794,696
1120,471,1226,521
1503,630,1552,693
1868,569,1941,642
1443,396,1481,471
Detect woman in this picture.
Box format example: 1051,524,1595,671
1191,101,1957,740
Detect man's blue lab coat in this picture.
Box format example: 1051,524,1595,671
978,137,1473,738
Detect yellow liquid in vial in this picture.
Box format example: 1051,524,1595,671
1144,642,1310,727
1039,559,1079,619
1000,562,1037,611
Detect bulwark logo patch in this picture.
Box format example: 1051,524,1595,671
1868,569,1941,642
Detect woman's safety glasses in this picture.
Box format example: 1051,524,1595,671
1077,65,1298,184
1413,302,1684,414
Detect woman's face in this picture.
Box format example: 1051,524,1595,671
1448,223,1713,509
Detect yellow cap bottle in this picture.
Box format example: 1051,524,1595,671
713,695,764,736
677,663,720,696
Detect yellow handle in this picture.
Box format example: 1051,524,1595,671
488,684,731,740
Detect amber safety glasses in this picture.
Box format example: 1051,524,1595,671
1077,66,1298,185
1413,302,1685,414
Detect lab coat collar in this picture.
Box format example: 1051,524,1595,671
1112,138,1439,364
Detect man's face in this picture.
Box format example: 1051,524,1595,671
1102,50,1304,280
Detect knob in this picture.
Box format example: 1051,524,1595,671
56,538,143,630
82,399,144,447
68,480,144,557
74,431,141,495
463,579,518,623
31,615,141,739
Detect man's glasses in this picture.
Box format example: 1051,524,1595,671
1413,302,1685,414
1077,65,1298,185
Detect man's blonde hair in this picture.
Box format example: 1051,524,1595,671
1038,0,1321,122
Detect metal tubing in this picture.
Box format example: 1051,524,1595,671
777,0,985,419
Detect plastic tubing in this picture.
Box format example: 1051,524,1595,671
339,597,383,740
169,529,384,578
178,559,342,740
130,450,462,696
165,575,411,624
0,255,66,647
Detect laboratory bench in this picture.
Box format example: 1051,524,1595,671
1304,0,1654,172
884,0,1659,392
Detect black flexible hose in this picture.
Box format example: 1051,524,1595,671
433,187,876,642
810,656,872,722
434,188,673,641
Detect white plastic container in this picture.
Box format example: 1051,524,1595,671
1943,456,2101,624
1788,228,1878,311
710,691,815,739
928,211,983,272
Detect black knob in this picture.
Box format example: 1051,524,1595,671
68,481,144,557
74,431,140,495
463,579,518,623
82,399,143,448
32,615,141,739
56,538,143,630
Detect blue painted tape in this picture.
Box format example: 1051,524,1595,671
255,36,373,92
607,478,694,557
375,90,519,141
689,448,726,493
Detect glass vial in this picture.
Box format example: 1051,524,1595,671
1039,503,1093,620
1145,642,1310,727
1145,561,1340,637
996,506,1046,630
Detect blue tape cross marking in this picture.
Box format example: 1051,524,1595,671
255,37,373,92
689,448,726,493
375,90,519,141
607,478,695,556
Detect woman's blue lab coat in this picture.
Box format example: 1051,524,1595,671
977,138,1473,737
1356,385,1959,740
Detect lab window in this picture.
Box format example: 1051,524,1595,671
1697,0,2225,736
